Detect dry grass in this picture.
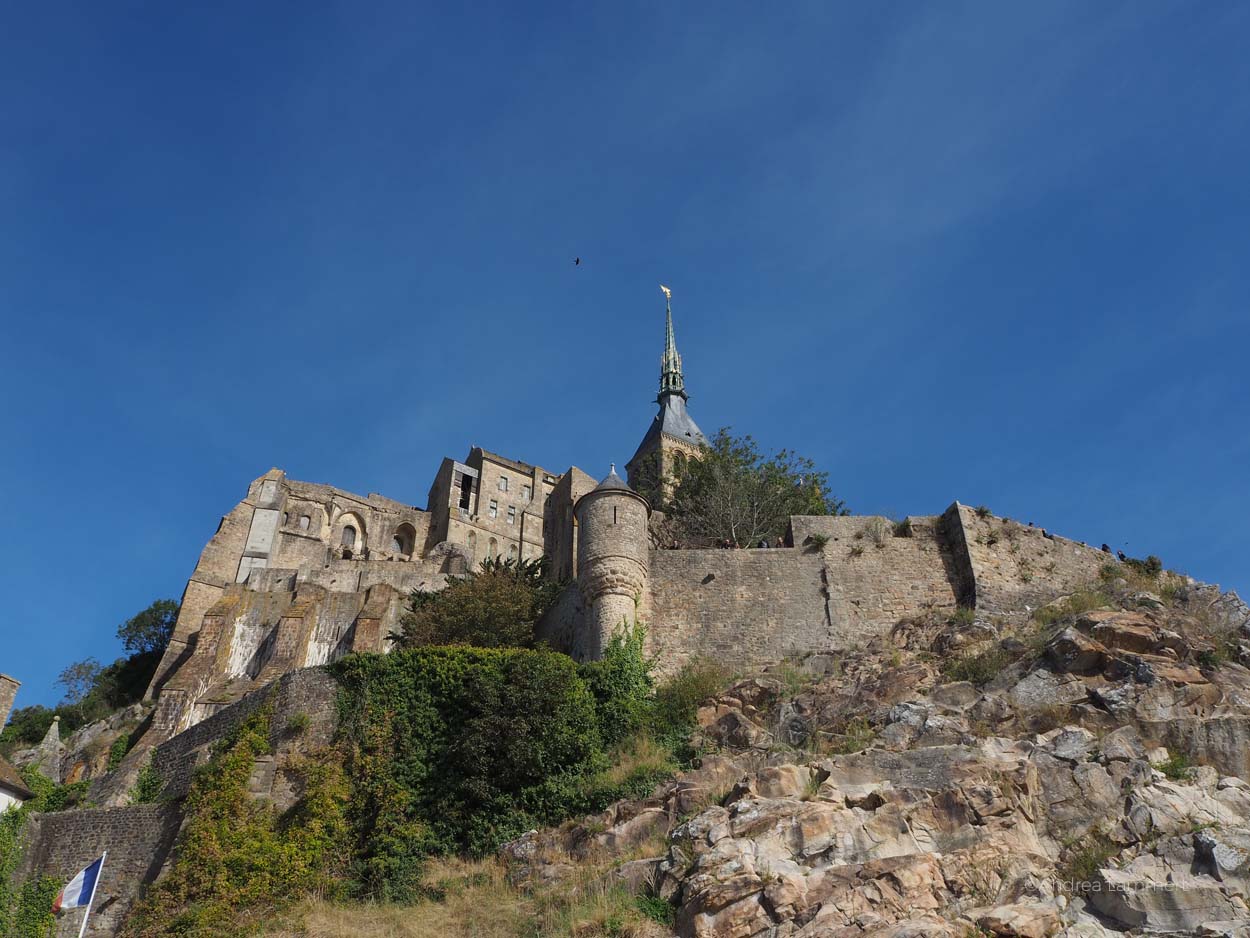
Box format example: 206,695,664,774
260,855,673,938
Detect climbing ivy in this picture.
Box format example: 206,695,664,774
121,699,349,938
0,768,89,938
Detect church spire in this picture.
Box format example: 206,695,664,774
658,285,686,400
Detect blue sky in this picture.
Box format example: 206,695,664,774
2,1,1247,711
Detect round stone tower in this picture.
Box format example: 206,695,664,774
574,465,651,659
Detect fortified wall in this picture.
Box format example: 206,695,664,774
538,499,1115,671
140,459,1117,751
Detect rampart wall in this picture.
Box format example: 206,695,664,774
148,668,338,807
643,548,829,671
545,504,1120,670
15,803,183,937
948,504,1113,615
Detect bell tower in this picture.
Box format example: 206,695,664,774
625,286,707,495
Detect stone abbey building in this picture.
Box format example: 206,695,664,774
144,294,1117,743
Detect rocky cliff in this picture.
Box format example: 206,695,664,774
506,575,1250,938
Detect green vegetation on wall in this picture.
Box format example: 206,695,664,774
121,699,349,938
110,630,723,932
0,768,90,938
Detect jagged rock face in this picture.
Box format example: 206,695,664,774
10,702,150,785
506,586,1250,938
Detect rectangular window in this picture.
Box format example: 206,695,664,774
498,476,509,492
506,506,516,525
488,500,498,519
521,484,532,500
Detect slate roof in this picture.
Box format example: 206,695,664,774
0,754,33,801
629,393,708,465
592,467,634,493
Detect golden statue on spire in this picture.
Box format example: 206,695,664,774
659,284,672,302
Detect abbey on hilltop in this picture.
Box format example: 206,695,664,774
143,289,1118,744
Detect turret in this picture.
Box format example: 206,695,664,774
574,466,651,659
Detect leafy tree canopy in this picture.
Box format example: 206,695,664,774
117,598,179,656
393,556,563,650
659,428,846,547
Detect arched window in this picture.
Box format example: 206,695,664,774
488,537,498,560
341,525,357,548
282,512,289,525
507,544,517,563
299,515,311,531
391,523,416,558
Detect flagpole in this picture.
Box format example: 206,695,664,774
76,851,105,938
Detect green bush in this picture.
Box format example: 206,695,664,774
950,606,976,627
1154,751,1194,781
393,556,563,649
129,759,164,805
107,734,131,771
1059,832,1117,894
333,646,604,899
579,627,654,749
648,659,732,755
635,894,676,925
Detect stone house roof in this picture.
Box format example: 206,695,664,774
0,754,33,801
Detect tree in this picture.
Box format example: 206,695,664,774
664,428,846,548
117,598,180,656
0,705,56,755
393,556,563,649
56,659,103,706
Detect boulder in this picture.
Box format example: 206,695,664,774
1045,629,1106,674
1092,863,1241,933
976,901,1063,938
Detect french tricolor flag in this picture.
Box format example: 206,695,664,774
53,854,105,913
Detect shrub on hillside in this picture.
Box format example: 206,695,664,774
393,556,563,649
333,646,603,899
578,626,654,749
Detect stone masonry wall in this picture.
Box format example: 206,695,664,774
644,548,830,673
149,668,338,807
643,515,963,673
794,514,961,631
16,803,183,937
947,503,1112,616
